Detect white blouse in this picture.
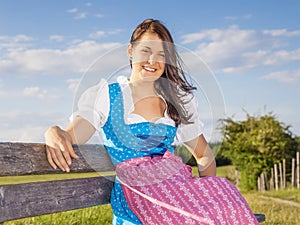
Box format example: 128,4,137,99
72,76,204,143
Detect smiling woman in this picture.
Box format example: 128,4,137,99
44,18,260,225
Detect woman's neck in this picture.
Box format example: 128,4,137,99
128,78,157,100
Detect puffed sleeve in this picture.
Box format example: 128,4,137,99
176,93,204,143
70,79,109,130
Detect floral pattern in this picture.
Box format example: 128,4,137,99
117,151,259,225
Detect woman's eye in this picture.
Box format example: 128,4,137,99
142,49,150,53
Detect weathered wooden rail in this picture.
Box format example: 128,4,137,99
0,142,265,224
0,142,115,224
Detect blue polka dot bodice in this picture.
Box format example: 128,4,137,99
101,82,178,224
101,82,177,165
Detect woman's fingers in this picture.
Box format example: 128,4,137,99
59,139,79,167
47,144,71,172
46,145,57,170
47,145,66,171
59,142,72,166
63,138,79,160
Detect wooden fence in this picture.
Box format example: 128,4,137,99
0,142,115,224
257,152,300,191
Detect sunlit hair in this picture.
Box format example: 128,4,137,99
130,18,196,126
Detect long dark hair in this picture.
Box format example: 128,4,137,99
130,19,196,126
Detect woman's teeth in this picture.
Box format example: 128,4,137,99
143,66,156,72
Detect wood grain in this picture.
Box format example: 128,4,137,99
0,176,114,223
0,142,115,176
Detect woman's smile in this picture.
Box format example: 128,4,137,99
142,66,157,72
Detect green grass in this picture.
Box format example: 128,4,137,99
5,189,300,225
244,191,300,225
258,189,300,204
216,165,235,177
192,164,235,178
5,205,113,225
0,171,115,185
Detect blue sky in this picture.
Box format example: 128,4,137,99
0,0,299,143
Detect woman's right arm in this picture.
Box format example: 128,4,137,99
44,116,96,172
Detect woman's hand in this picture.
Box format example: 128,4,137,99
44,116,96,172
44,125,78,172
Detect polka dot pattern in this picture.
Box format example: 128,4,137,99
102,83,177,165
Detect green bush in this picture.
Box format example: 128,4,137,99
219,113,299,191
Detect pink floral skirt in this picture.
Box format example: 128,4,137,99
116,151,259,225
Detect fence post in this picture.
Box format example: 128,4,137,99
261,173,265,191
270,168,274,191
274,164,279,191
292,158,295,188
283,159,286,189
297,152,300,189
279,162,283,189
264,172,269,191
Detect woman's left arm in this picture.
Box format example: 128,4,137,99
183,134,216,177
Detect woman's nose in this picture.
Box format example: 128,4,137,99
148,54,156,64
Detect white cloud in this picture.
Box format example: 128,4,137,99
67,7,87,19
75,12,87,19
0,111,68,142
94,13,105,18
0,125,47,142
88,29,122,39
10,34,33,42
23,86,49,99
263,29,300,37
49,35,64,42
67,78,81,92
180,26,300,74
0,79,4,97
0,34,33,52
67,8,78,13
18,126,48,142
224,14,252,21
0,85,64,101
264,48,300,65
181,27,225,44
182,25,262,70
260,69,300,83
0,40,124,76
89,31,106,39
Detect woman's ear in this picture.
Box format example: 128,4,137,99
127,43,133,59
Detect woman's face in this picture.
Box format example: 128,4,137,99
128,32,166,83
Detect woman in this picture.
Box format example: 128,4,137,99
45,19,258,224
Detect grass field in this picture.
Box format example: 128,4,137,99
244,191,300,225
3,166,300,225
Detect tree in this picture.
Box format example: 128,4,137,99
219,113,299,191
175,145,197,166
210,142,231,166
